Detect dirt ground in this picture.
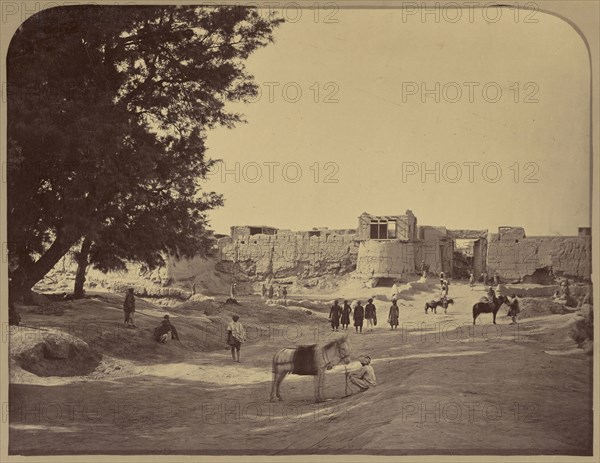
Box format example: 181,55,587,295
8,281,593,456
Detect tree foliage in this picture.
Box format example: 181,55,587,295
7,5,283,306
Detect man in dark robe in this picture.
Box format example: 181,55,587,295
329,300,342,331
354,301,365,333
340,301,352,330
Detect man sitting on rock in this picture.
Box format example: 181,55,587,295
154,315,180,343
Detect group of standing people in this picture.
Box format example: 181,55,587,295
329,299,377,333
481,271,501,286
261,283,287,302
329,298,400,332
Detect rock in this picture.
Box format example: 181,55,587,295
16,332,102,377
43,337,71,359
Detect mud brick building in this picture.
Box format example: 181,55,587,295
167,211,592,283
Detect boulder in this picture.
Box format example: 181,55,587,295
43,336,71,359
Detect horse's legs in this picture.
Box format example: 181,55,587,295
493,309,497,324
270,370,286,402
270,369,279,401
275,371,287,400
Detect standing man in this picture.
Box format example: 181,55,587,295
230,282,237,299
340,300,352,330
261,283,267,299
268,284,274,299
227,314,247,362
282,286,288,304
329,300,342,331
365,298,377,332
353,301,365,333
123,288,136,328
507,294,520,325
391,283,399,301
388,299,399,330
469,271,475,290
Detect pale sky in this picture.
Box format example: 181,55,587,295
202,7,590,237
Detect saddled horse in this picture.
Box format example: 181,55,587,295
424,298,454,314
270,333,351,403
472,295,508,325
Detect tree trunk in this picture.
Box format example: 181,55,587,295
73,236,92,299
9,230,82,309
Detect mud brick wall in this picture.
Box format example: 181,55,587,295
486,234,591,281
217,232,359,278
356,240,416,277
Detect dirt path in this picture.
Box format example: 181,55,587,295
9,283,592,455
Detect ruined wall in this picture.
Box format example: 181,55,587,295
472,239,487,278
230,226,277,241
356,240,415,277
415,226,454,275
486,233,592,281
217,232,359,278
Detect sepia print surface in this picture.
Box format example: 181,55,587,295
0,1,598,460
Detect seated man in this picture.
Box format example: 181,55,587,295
347,355,377,393
154,314,180,343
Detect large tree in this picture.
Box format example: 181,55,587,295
7,5,283,320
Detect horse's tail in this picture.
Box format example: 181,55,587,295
472,303,478,316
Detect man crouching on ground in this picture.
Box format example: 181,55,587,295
154,314,180,343
346,355,377,394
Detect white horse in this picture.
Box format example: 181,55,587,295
270,333,351,403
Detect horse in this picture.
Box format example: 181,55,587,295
270,333,351,403
472,295,507,325
424,298,454,314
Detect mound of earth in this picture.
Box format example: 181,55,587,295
518,297,572,319
12,291,321,369
11,328,101,377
